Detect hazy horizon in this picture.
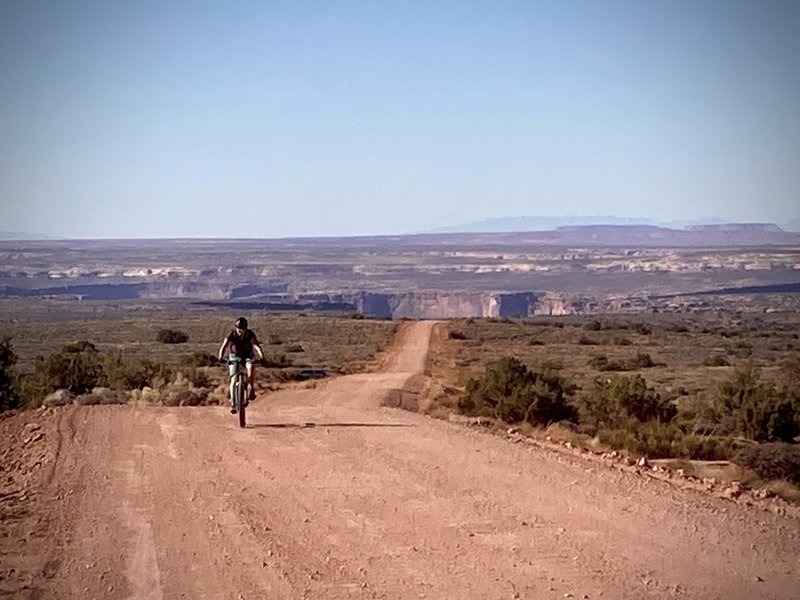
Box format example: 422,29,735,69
2,1,799,239
3,213,800,241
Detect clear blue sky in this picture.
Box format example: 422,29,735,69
1,1,798,238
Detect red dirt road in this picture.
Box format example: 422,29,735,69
1,321,799,599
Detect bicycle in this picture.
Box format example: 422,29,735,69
223,356,251,428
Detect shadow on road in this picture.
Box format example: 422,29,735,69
247,422,414,429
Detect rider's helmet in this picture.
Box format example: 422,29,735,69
235,317,248,330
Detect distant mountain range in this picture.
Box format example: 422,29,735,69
2,216,799,240
429,216,800,234
0,230,51,241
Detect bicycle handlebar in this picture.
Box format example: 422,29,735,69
219,356,264,365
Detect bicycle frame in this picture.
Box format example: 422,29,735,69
226,356,248,428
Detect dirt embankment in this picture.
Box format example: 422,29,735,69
1,321,799,600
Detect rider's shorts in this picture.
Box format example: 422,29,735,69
228,355,254,377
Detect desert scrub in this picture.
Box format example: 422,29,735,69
599,422,683,459
20,343,175,406
101,353,165,390
578,374,676,430
132,372,212,407
3,314,399,383
599,423,732,460
181,351,218,367
587,352,656,372
262,352,292,368
156,328,189,344
30,341,103,395
703,355,730,367
430,315,800,461
583,319,603,331
704,364,799,443
734,443,800,486
458,356,576,427
7,340,209,409
0,337,20,411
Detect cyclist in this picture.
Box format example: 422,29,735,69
217,317,265,413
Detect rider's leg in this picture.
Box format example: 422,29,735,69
229,362,237,410
246,359,255,401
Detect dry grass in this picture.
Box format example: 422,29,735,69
651,459,753,483
1,310,398,377
425,314,800,499
417,379,460,419
428,314,799,416
1,303,399,409
763,480,800,503
540,422,595,449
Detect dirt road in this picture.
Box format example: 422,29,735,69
2,321,799,599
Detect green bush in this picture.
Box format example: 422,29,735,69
180,352,218,368
739,391,797,443
588,352,655,372
599,421,682,459
579,374,676,429
458,356,576,426
100,354,163,390
735,443,800,486
33,342,103,395
179,366,211,389
156,329,189,344
599,424,732,460
63,340,98,353
0,337,20,411
706,365,799,443
588,354,625,372
16,343,180,406
678,435,733,461
14,373,50,409
8,338,224,408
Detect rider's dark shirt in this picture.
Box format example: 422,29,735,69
226,329,259,358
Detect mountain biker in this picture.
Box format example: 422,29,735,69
217,317,265,413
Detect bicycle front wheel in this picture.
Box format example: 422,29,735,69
236,376,246,428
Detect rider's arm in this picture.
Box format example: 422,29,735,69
252,342,265,360
217,338,229,361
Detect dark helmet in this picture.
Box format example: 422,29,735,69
235,317,248,329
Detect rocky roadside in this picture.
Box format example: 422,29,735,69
448,413,800,520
